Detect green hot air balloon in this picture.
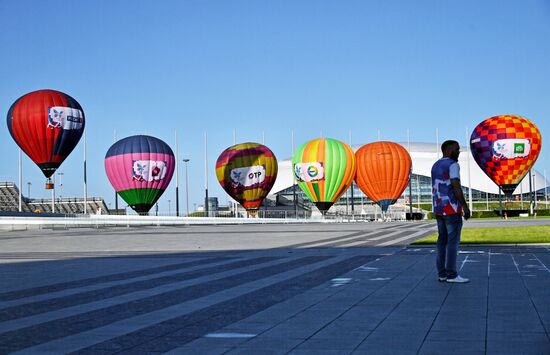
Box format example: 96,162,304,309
292,138,356,214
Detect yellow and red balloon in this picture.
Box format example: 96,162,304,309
216,142,278,216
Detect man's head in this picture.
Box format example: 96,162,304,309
441,140,460,161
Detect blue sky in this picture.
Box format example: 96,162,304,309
1,0,549,213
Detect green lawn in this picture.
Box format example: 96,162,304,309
413,225,550,244
414,202,550,212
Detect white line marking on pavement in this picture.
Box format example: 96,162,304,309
459,255,469,271
531,253,550,274
205,333,256,338
366,228,416,241
375,229,437,247
330,278,353,287
488,251,491,277
511,254,521,275
354,266,379,272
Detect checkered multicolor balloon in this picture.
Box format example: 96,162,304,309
470,115,541,196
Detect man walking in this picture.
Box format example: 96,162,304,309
431,140,471,283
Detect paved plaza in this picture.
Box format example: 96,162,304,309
0,220,550,354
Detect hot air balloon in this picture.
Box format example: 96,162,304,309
6,89,85,187
105,135,175,214
355,141,412,212
470,115,541,197
292,138,356,214
216,142,278,216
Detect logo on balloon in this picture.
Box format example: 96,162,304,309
230,165,266,187
47,106,84,130
307,165,318,177
492,139,530,160
132,160,167,182
294,162,324,182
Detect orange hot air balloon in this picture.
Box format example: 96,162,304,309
355,141,412,212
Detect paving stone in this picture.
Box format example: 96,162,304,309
3,226,550,354
418,339,485,355
486,331,550,355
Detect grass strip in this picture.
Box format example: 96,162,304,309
413,225,550,244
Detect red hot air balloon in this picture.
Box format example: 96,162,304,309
470,115,542,197
6,89,85,186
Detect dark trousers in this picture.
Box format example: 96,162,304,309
436,214,463,278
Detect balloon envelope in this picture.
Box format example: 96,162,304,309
292,138,356,213
470,115,541,196
355,141,412,212
105,135,175,214
6,89,85,178
216,142,278,215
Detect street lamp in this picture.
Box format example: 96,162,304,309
27,182,31,199
183,159,190,216
168,199,171,216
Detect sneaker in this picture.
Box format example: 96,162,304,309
438,277,447,282
446,275,469,283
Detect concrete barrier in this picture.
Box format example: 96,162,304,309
0,214,321,231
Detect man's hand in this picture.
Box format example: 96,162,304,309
463,206,471,220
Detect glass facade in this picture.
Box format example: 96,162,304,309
274,173,549,212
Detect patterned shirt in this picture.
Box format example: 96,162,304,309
431,158,462,216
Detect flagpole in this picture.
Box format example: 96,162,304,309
349,129,354,216
84,129,88,214
175,130,179,217
436,128,439,159
466,127,472,212
18,149,22,212
204,131,209,217
292,130,297,218
529,169,533,215
114,129,118,213
545,169,548,207
407,129,413,219
233,130,237,217
51,173,55,214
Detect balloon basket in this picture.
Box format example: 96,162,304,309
45,181,54,190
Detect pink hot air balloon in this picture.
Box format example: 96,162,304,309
105,135,175,214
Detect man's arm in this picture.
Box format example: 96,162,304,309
451,179,471,220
